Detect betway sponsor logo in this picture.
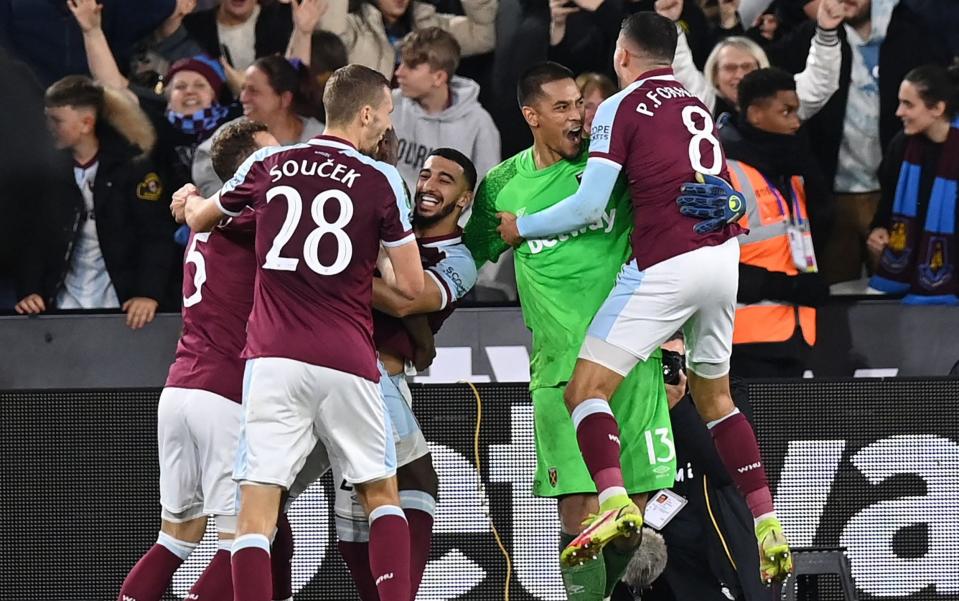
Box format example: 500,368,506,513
737,461,762,474
375,572,395,587
526,209,617,254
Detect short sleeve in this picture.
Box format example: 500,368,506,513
588,94,630,168
217,146,280,216
428,245,477,309
379,163,415,247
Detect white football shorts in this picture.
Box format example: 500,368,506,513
582,237,740,379
157,387,242,522
233,357,397,489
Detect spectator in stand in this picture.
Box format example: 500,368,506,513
670,0,843,123
125,0,207,95
547,0,624,79
722,68,829,378
0,48,71,309
868,65,959,304
69,0,242,197
319,0,497,79
192,54,324,195
182,0,294,72
392,28,500,193
16,76,178,329
772,0,951,285
0,0,175,85
576,72,617,134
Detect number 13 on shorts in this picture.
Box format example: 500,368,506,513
643,427,676,466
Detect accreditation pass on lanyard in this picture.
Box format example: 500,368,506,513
766,175,818,273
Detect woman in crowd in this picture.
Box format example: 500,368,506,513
576,72,617,134
68,0,241,193
868,65,959,304
192,54,324,195
671,0,843,122
319,0,497,78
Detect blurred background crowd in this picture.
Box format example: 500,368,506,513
0,0,956,332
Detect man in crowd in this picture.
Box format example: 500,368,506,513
497,13,791,582
392,27,500,199
336,147,478,600
465,61,680,601
181,64,423,601
17,75,177,329
722,68,830,378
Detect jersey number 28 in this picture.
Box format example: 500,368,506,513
681,106,723,175
264,185,354,276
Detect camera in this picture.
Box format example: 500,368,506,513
661,349,685,385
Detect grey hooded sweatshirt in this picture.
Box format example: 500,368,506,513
392,76,501,193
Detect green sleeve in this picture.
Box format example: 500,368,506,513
463,174,511,269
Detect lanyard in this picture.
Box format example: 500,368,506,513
760,174,804,228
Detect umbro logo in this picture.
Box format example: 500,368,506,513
375,572,395,587
737,462,762,473
608,434,621,445
122,596,137,601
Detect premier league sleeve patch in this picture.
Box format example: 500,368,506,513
136,172,164,202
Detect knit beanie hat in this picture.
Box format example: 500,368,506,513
165,55,226,97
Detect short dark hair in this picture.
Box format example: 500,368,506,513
400,27,461,80
620,12,678,64
210,119,270,181
517,62,575,108
309,31,349,75
45,75,103,112
323,64,391,128
426,147,477,192
737,67,797,114
905,64,959,119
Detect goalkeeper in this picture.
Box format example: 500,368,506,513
464,62,739,600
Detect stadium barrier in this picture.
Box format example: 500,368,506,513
1,379,956,600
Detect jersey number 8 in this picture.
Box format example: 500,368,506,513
681,105,723,176
264,185,354,276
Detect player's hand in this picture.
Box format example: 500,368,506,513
171,183,196,223
653,0,683,22
68,0,103,33
413,342,437,372
291,0,326,34
816,0,843,30
15,294,46,315
123,297,159,330
496,212,523,247
677,173,746,235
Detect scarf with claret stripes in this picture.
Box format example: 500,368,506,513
870,117,959,304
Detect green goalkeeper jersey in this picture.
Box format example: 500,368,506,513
465,146,654,390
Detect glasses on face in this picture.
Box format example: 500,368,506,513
718,62,759,75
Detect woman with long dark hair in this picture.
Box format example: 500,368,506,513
868,64,959,304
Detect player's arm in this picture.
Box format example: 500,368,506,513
403,315,437,372
513,158,622,240
185,192,227,232
373,275,444,317
463,173,514,266
187,147,273,232
382,242,425,300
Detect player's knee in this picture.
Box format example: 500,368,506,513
355,476,400,514
160,515,208,543
236,483,283,536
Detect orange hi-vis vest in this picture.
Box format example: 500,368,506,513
727,160,816,346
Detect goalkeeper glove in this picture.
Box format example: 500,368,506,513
677,173,747,235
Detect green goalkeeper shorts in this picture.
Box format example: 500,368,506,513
532,355,676,497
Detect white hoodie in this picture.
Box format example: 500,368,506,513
392,76,501,193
